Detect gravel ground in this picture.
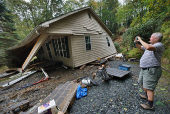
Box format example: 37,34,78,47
0,60,169,114
69,61,170,114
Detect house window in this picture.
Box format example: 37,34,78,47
52,37,70,58
88,12,91,19
106,37,110,47
85,36,91,50
46,41,52,59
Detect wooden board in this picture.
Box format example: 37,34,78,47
106,68,131,78
31,81,79,114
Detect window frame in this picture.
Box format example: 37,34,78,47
106,37,110,47
52,37,68,58
85,36,92,50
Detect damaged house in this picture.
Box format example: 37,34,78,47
6,7,117,71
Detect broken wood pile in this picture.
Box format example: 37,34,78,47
1,70,37,89
29,81,79,114
0,69,19,78
27,61,63,71
11,100,30,114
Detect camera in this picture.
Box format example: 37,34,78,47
136,36,139,40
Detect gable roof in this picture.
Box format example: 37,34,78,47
8,7,113,50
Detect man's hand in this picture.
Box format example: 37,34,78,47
134,36,142,50
135,36,141,42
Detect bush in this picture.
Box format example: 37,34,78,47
114,41,121,53
125,48,143,59
122,18,162,48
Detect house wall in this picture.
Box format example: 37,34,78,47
71,34,116,67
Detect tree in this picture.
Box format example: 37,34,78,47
91,0,119,34
0,0,18,64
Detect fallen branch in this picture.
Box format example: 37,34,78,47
161,66,170,73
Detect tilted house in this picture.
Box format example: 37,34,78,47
7,7,117,71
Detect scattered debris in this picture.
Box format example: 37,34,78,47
90,58,107,65
0,69,18,78
10,100,29,114
38,99,56,114
104,53,117,60
128,58,137,62
97,65,111,81
31,81,79,114
62,65,68,69
80,64,86,70
1,70,37,89
41,68,49,78
92,73,96,79
106,68,131,78
18,68,49,90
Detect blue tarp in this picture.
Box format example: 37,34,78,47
76,85,87,99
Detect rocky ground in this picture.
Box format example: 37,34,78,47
0,60,169,114
69,61,170,114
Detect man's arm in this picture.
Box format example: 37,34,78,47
135,42,143,50
136,37,156,51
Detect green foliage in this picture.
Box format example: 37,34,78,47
122,18,162,48
160,21,170,65
124,48,143,58
141,0,170,23
156,101,164,106
96,0,119,34
114,41,121,53
0,0,18,65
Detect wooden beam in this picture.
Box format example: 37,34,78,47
161,66,170,73
22,29,48,70
80,64,86,70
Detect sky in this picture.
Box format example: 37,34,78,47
25,0,124,5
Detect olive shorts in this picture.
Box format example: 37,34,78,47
138,67,162,90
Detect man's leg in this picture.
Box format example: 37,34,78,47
139,85,148,99
140,89,154,110
147,89,154,107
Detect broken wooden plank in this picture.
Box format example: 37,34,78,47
0,70,18,78
11,100,29,114
29,61,46,67
104,53,117,60
31,81,79,114
24,67,35,73
59,82,79,113
1,70,37,88
22,30,48,70
80,64,86,70
41,68,49,78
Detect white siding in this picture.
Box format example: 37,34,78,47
72,34,116,67
48,10,104,35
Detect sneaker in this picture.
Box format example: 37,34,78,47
139,94,147,100
140,103,154,110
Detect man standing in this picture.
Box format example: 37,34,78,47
134,33,165,110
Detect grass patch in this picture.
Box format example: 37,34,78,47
124,48,143,59
0,65,7,73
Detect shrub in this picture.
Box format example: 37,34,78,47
114,41,121,53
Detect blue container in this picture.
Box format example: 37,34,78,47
119,64,131,71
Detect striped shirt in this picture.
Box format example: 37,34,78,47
140,42,165,68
